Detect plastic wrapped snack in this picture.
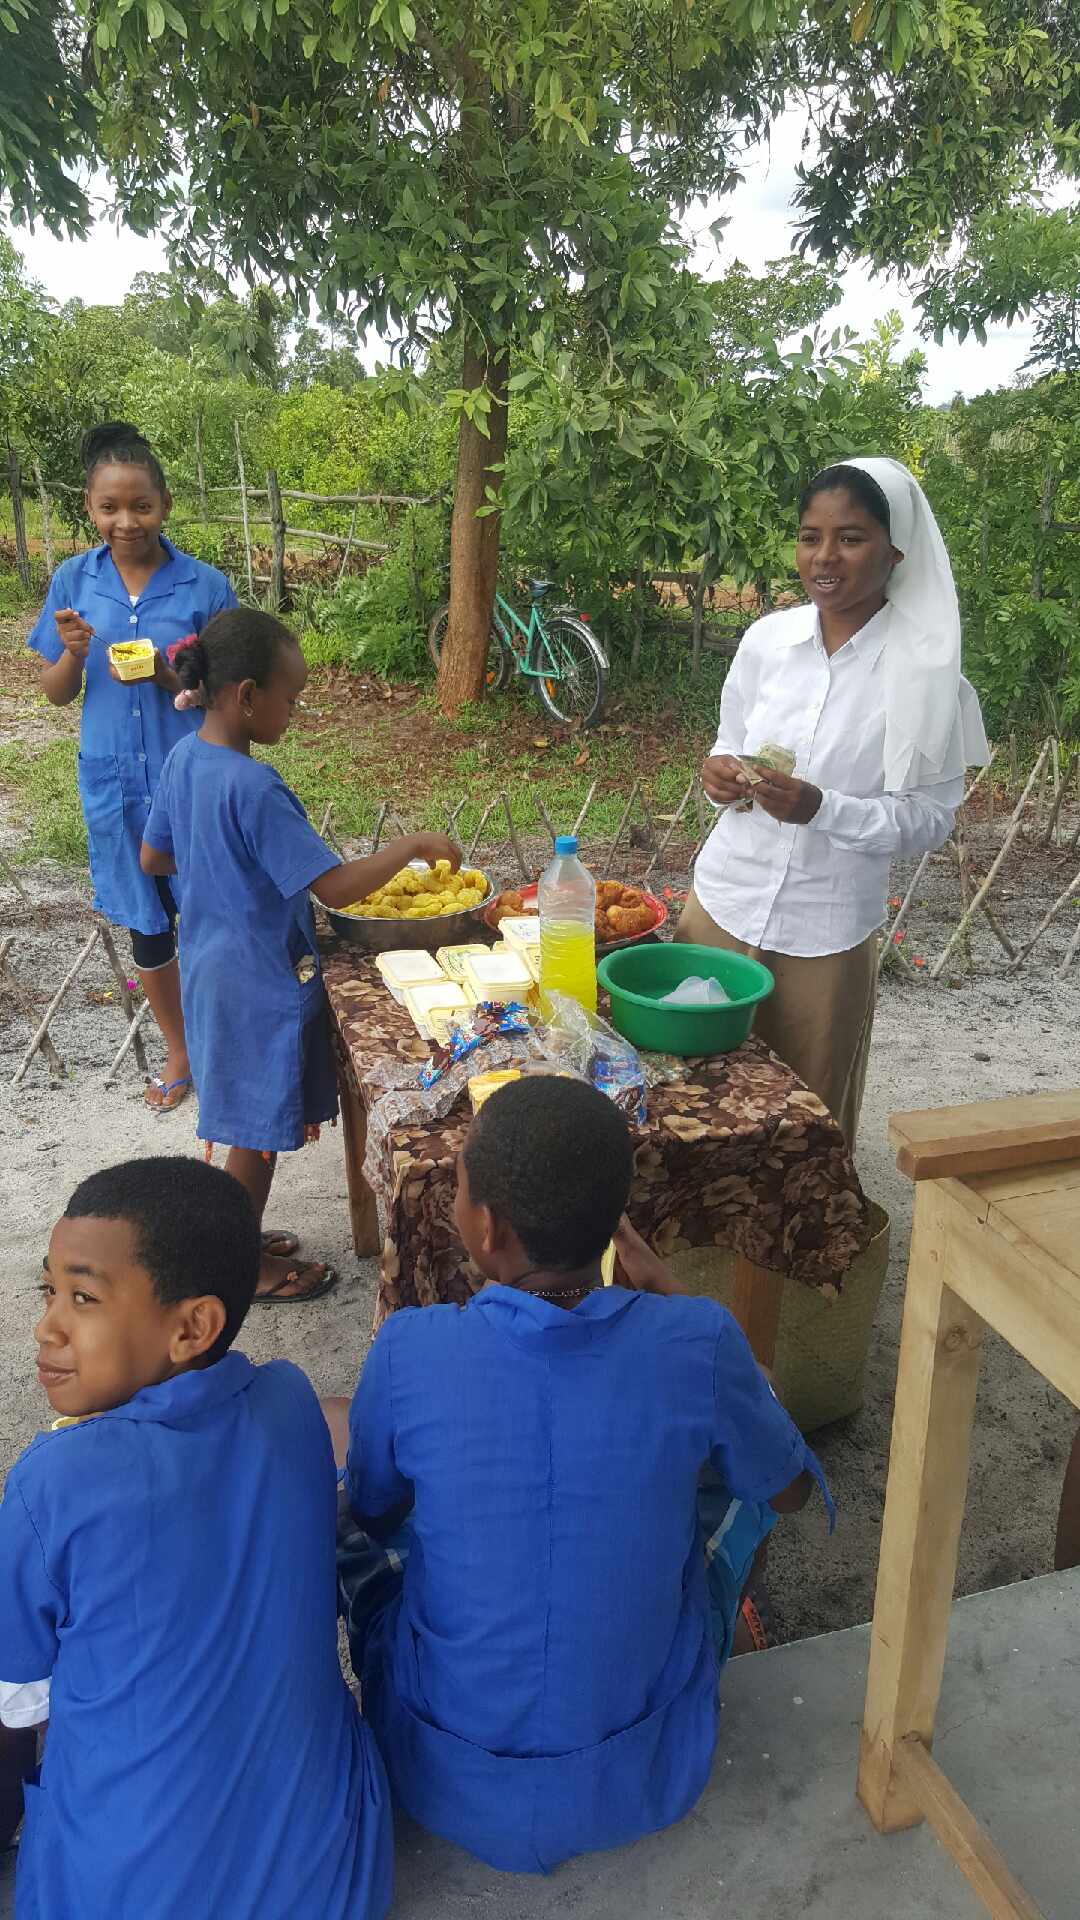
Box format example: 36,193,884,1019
418,1002,532,1091
530,991,647,1126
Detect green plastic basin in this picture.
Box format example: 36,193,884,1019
596,942,774,1057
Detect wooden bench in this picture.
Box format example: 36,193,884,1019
858,1091,1080,1918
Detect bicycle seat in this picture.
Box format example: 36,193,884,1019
528,578,555,598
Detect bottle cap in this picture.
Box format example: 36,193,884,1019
554,835,578,854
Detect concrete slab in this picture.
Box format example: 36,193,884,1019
2,1569,1077,1917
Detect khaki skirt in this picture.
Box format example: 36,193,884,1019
675,890,877,1150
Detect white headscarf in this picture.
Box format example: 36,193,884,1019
844,457,988,790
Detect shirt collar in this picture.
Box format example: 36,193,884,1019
47,1351,257,1431
469,1282,640,1348
87,535,198,607
772,599,891,670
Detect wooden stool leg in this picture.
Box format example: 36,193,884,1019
334,1051,380,1258
858,1181,985,1833
730,1253,786,1369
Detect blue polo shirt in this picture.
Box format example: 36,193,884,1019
28,539,237,933
0,1354,393,1920
346,1285,830,1874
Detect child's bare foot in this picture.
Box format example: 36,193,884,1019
253,1252,338,1304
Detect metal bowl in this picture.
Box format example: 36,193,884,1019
323,875,497,954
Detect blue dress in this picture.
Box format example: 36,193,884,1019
145,733,340,1151
28,538,237,934
0,1355,393,1920
344,1284,833,1874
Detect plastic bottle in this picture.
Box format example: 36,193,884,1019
538,835,597,1018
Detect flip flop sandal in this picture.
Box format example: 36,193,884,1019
252,1261,339,1306
261,1229,301,1259
739,1594,770,1653
144,1075,192,1114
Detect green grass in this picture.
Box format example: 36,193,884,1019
0,739,86,863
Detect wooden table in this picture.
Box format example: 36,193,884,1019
322,940,874,1358
858,1090,1080,1920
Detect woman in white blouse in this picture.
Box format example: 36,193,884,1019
678,458,988,1147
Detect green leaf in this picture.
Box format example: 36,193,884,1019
508,368,542,391
145,0,166,37
398,3,416,39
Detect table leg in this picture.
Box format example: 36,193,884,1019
858,1180,985,1834
333,1048,380,1259
730,1253,786,1369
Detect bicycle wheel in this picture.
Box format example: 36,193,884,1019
534,614,609,727
426,604,512,692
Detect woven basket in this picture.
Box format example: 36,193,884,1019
669,1202,891,1434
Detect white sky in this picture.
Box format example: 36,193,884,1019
14,114,1040,404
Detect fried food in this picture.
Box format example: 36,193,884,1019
606,902,656,936
337,865,490,920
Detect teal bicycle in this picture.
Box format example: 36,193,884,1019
427,579,609,728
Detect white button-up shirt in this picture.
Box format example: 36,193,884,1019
692,603,985,957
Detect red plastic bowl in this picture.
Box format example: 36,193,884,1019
483,882,668,954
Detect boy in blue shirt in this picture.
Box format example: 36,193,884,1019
337,1075,833,1875
0,1157,392,1920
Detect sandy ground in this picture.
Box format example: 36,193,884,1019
3,802,1080,1641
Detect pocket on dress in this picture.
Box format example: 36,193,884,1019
76,752,124,880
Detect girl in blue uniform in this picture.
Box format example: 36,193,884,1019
141,607,460,1302
29,422,238,1112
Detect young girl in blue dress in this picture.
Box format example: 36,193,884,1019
142,607,461,1303
28,422,238,1113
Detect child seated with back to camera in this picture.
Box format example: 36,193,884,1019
331,1074,834,1876
0,1156,392,1920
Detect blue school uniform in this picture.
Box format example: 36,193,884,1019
344,1285,832,1875
28,539,237,933
145,733,339,1151
0,1354,393,1920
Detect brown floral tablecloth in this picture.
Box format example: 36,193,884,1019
321,939,872,1327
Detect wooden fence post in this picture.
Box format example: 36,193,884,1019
7,443,30,589
32,458,54,576
233,418,254,599
266,469,286,611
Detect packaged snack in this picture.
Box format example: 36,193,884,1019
468,1069,522,1113
461,948,535,1007
375,950,447,1004
531,992,648,1126
402,980,468,1039
498,916,542,953
435,943,490,985
418,1002,532,1091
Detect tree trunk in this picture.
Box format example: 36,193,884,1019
630,563,645,676
7,444,30,590
32,458,54,576
690,564,712,680
436,343,509,716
